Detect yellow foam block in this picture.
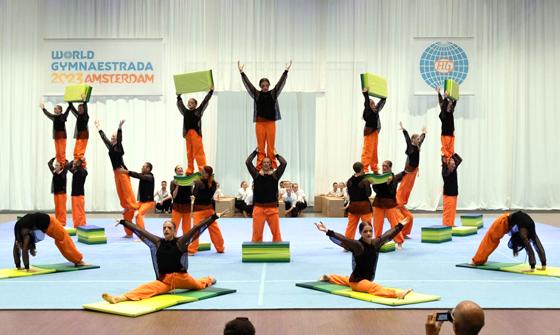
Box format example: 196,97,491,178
333,288,440,306
83,294,197,317
501,264,560,277
0,266,56,279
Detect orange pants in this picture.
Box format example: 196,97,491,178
54,193,67,226
373,207,404,244
124,201,155,236
171,209,192,236
54,138,66,164
442,195,457,227
441,135,455,161
71,195,86,228
361,131,379,173
46,215,83,264
345,213,372,239
396,169,418,236
185,129,207,175
327,274,398,298
124,272,214,301
113,170,138,210
252,206,282,242
472,213,510,265
73,139,88,162
255,121,277,170
190,209,225,254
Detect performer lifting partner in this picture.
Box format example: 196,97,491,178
95,119,139,224
471,211,546,272
68,93,89,164
442,153,462,227
13,212,86,271
177,86,214,175
437,86,457,162
68,158,88,228
396,122,426,238
119,162,155,237
48,157,69,226
100,211,228,304
314,220,412,299
238,60,291,170
41,102,70,164
360,87,386,173
245,148,287,242
344,162,372,240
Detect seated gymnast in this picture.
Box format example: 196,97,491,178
314,219,413,299
101,210,229,304
470,210,546,272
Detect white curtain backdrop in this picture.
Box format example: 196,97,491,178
1,0,559,211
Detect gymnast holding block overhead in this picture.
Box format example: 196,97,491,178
436,86,457,163
471,211,546,272
68,93,89,164
360,86,386,174
41,102,70,164
314,220,412,299
238,60,291,171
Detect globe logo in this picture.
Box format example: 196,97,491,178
419,42,469,88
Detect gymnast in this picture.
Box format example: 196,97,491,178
314,219,412,299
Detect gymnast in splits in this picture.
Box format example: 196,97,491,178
314,219,412,299
101,210,229,304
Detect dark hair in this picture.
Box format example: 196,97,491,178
384,160,393,168
358,221,372,233
259,78,270,87
203,165,214,186
161,180,167,185
224,317,255,335
352,162,363,173
145,162,153,172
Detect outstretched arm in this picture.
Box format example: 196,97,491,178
42,107,55,121
274,153,288,179
176,95,186,116
245,150,259,178
315,222,362,253
117,220,160,245
128,171,154,182
373,221,405,248
177,213,220,251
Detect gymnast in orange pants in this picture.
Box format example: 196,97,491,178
68,94,89,165
239,60,291,170
101,212,226,304
344,162,373,239
371,161,407,249
41,103,70,164
95,119,139,216
190,166,225,254
121,162,156,237
437,87,457,162
314,220,412,299
48,157,69,226
177,88,213,175
68,159,88,227
245,149,287,242
13,213,85,270
360,87,386,173
396,122,426,237
170,165,193,236
442,153,462,227
471,211,546,271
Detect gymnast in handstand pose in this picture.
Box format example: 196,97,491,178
101,210,229,304
314,219,413,299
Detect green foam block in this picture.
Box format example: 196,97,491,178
296,281,440,306
0,263,99,279
198,242,211,251
444,79,459,101
174,173,201,187
78,237,107,245
421,225,452,243
364,172,392,185
461,215,484,229
242,241,291,262
360,72,387,98
452,226,477,236
66,227,77,236
64,84,93,102
456,262,560,277
83,287,235,317
174,70,214,95
380,241,396,253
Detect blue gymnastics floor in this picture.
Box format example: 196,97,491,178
1,215,559,310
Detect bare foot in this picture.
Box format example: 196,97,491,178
396,244,403,250
209,276,217,285
397,288,413,299
319,274,330,281
102,293,127,304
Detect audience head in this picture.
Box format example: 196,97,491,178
259,78,271,92
241,181,248,189
161,180,167,190
332,182,338,190
292,183,299,192
453,300,485,335
224,317,255,335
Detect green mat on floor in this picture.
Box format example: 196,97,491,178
83,287,236,317
296,281,440,306
0,263,99,279
456,262,560,277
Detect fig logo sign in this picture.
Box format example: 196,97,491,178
419,42,468,88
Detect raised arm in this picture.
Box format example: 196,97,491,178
176,95,186,116
118,220,160,245
197,89,214,117
62,104,71,121
393,171,407,184
376,98,386,112
373,222,405,248
363,91,373,121
177,213,219,251
128,171,154,182
272,70,289,98
42,108,55,120
403,129,412,150
47,158,56,173
274,153,288,179
98,130,111,149
245,150,259,178
241,72,258,99
68,102,78,117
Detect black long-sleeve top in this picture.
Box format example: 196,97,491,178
69,102,89,139
346,175,372,214
403,130,425,170
98,128,127,170
13,213,51,269
193,179,217,208
372,172,406,208
48,158,68,194
170,180,192,212
43,107,70,139
241,71,288,122
438,93,457,136
69,164,88,196
177,90,213,137
119,213,218,279
245,150,287,206
326,223,404,282
362,92,386,136
442,154,462,196
508,211,547,269
129,171,155,202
